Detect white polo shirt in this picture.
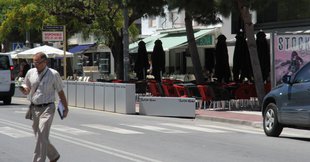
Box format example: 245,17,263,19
24,66,64,105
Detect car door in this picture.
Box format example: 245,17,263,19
281,63,310,126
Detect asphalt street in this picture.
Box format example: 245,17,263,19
1,97,310,162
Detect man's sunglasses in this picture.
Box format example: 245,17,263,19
32,59,46,66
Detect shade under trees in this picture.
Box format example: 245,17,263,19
256,31,270,82
214,34,231,83
151,39,165,82
134,41,149,80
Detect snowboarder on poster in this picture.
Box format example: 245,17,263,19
281,51,303,75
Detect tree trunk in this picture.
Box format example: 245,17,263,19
1,40,10,52
111,35,124,80
235,0,265,107
184,10,204,84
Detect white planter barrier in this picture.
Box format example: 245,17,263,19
67,81,77,107
85,82,94,109
139,97,196,118
63,80,68,98
76,82,86,108
115,83,135,114
94,82,105,111
104,83,115,112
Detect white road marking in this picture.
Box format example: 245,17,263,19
14,111,27,114
82,124,144,134
0,126,33,138
0,119,161,162
52,125,96,135
161,123,227,133
14,108,28,113
122,124,188,133
199,125,264,135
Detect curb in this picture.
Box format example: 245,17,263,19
196,115,263,128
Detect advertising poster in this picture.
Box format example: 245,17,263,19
273,33,310,85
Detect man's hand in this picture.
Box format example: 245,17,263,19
63,108,69,118
20,86,30,95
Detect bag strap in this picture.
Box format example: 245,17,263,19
31,68,49,100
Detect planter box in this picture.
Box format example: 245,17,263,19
115,83,135,114
94,82,105,111
139,97,196,118
104,83,115,112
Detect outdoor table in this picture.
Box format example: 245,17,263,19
175,82,201,98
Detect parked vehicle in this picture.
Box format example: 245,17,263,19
0,53,15,105
262,62,310,136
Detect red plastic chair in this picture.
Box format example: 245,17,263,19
147,82,161,96
173,84,188,97
234,84,253,99
162,83,177,97
112,79,123,83
197,85,214,109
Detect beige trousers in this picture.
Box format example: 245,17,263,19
32,103,59,162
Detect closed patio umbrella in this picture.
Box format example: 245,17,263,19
151,39,165,82
233,31,252,82
256,31,270,82
214,34,231,83
134,41,149,80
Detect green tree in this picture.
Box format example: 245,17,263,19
0,0,166,78
0,0,57,51
167,0,231,84
47,0,166,79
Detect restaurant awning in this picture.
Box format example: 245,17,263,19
129,28,219,53
69,43,96,54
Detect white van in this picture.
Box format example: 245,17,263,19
0,53,15,104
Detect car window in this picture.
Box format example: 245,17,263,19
294,63,310,83
0,55,9,70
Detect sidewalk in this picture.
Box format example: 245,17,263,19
195,109,263,128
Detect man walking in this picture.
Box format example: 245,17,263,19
20,52,69,162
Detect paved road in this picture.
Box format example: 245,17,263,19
1,98,310,162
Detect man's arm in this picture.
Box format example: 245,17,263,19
58,90,69,118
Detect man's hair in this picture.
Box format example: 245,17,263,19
34,52,48,60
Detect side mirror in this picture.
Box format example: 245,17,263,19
282,75,292,84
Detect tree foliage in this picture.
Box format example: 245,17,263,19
0,0,166,78
166,0,231,84
45,0,166,79
0,0,57,44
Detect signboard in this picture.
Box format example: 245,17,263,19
43,25,63,30
196,35,213,46
12,43,24,50
41,25,68,79
42,31,64,42
42,25,64,42
273,33,310,85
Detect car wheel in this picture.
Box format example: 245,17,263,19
263,103,283,137
3,97,12,105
